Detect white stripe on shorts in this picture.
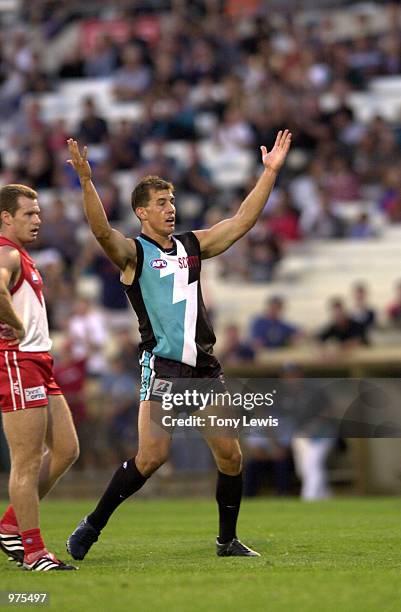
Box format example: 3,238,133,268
13,351,25,409
4,351,17,411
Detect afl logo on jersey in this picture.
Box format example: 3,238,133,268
31,271,40,283
150,258,167,270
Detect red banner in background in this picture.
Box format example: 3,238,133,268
225,0,262,17
80,16,161,55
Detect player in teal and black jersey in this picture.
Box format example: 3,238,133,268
66,131,291,560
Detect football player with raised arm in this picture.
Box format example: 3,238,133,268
66,131,291,559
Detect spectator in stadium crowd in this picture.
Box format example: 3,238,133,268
305,187,346,239
99,355,138,465
218,323,255,366
107,119,141,171
34,249,72,331
243,364,299,497
48,118,70,154
58,45,85,79
73,237,130,328
77,97,109,145
265,190,302,243
317,297,369,349
83,33,119,78
112,44,152,101
90,161,122,222
67,296,108,377
243,435,293,498
250,295,302,352
247,233,282,282
136,138,182,186
286,364,336,501
178,143,216,212
381,184,401,225
110,327,140,375
322,156,361,204
350,282,376,334
348,212,377,239
32,197,79,271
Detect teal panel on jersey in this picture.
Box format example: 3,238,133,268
138,238,186,362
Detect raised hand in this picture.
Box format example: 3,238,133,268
67,138,92,183
260,129,292,173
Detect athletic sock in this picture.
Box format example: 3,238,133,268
216,470,243,544
21,528,46,561
0,505,19,533
87,459,148,532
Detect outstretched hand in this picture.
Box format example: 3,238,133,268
260,129,292,173
67,138,92,183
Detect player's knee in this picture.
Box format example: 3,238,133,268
136,452,167,476
217,448,243,474
52,439,80,469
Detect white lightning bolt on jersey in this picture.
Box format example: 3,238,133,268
159,239,198,366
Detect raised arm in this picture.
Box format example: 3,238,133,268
194,130,292,259
67,139,137,272
0,247,25,343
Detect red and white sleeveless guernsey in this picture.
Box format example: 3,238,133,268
0,237,61,412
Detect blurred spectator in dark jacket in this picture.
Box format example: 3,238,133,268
350,282,376,334
58,46,85,78
77,97,109,144
74,238,130,327
108,119,140,171
318,297,368,348
22,142,54,189
250,296,302,351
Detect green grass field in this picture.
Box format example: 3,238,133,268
1,498,400,612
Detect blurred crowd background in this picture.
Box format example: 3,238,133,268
1,0,401,497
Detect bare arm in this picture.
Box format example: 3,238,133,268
0,247,25,342
194,130,292,259
67,139,137,272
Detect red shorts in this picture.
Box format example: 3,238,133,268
0,350,62,413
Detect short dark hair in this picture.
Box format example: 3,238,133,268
0,184,37,224
131,175,173,212
267,295,283,307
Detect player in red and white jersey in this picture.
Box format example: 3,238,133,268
0,184,78,571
